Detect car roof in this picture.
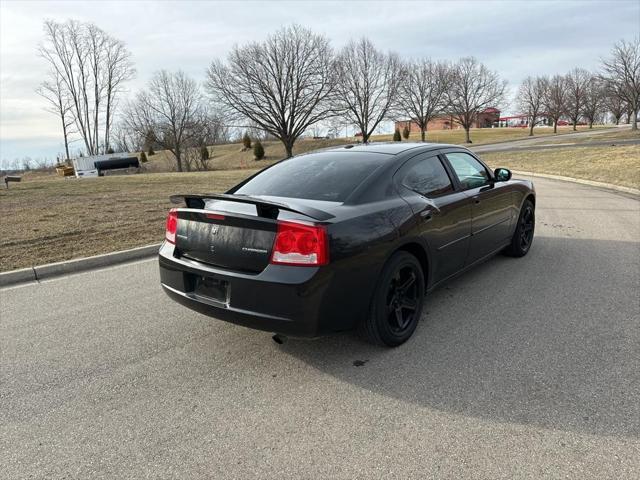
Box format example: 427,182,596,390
322,142,459,155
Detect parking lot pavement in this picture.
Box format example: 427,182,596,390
1,177,639,479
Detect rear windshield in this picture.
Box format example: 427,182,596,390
232,151,389,202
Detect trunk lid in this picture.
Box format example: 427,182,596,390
171,195,336,274
176,207,277,274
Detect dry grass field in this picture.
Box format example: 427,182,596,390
539,126,639,144
143,137,351,172
0,170,256,271
482,144,640,190
1,125,634,271
373,124,608,144
142,125,611,173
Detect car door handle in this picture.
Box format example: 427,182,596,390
420,210,434,221
473,196,481,204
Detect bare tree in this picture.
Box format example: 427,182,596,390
601,37,640,130
124,71,208,172
325,119,345,139
33,157,55,170
397,59,450,141
85,23,107,155
38,19,134,156
181,113,229,171
332,38,403,143
241,121,268,142
604,85,626,125
565,68,591,130
111,120,143,153
208,113,230,145
582,76,606,128
446,57,506,143
206,25,335,158
36,71,75,160
103,35,135,151
625,103,634,124
518,75,548,136
543,74,568,133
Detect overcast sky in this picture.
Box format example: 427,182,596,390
1,0,639,165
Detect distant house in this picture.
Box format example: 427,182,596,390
395,107,501,133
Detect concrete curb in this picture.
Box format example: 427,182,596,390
512,170,640,196
0,243,161,288
0,267,37,286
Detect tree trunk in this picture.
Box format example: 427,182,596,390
420,128,426,142
553,120,558,134
63,127,70,161
464,127,471,144
572,120,577,131
633,110,638,130
174,150,183,172
528,123,534,136
104,100,111,153
283,138,294,158
60,114,70,161
588,121,593,129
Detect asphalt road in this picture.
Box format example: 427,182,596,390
2,177,639,479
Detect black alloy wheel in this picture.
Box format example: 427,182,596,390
386,266,420,334
519,203,535,251
360,251,425,347
504,199,535,257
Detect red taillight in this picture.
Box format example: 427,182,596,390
270,221,328,266
165,208,178,244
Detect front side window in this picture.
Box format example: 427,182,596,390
402,156,454,198
445,152,490,190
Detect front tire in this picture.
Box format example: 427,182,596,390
359,251,425,347
504,199,535,257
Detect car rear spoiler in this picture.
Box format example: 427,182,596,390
169,193,335,222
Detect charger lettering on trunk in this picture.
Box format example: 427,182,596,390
242,247,268,254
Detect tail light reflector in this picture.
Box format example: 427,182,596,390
270,221,328,266
165,208,178,244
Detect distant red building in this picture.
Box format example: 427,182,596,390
395,107,500,133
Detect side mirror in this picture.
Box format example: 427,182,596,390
494,168,512,182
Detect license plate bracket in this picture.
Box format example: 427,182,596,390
191,275,229,304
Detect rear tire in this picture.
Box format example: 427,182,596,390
504,199,535,257
359,251,425,347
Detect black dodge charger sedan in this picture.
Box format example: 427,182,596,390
159,142,535,346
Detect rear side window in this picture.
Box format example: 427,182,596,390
233,152,388,202
402,156,454,198
445,152,490,190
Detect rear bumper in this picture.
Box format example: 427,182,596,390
158,242,333,336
